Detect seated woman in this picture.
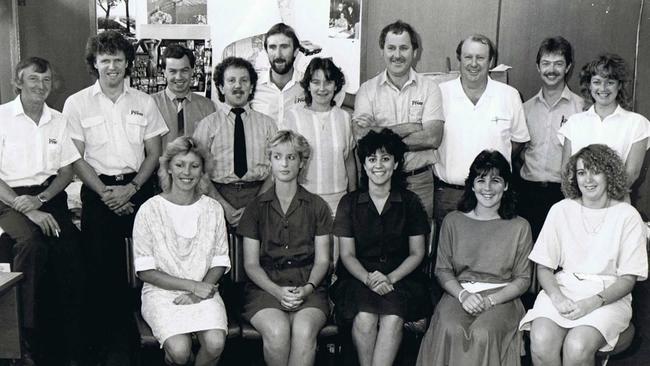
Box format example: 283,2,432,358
331,129,431,366
133,136,230,366
283,57,356,216
237,130,332,366
416,150,533,366
520,144,648,365
559,53,650,193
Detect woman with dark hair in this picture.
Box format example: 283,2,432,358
559,53,650,190
331,129,430,366
416,150,533,366
520,144,648,366
282,57,355,215
133,136,230,366
238,130,332,366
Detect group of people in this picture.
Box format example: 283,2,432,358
0,17,648,366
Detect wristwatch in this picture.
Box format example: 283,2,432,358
129,181,140,192
36,194,48,204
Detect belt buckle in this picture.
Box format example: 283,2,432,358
115,174,125,182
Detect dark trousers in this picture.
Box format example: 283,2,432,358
80,173,153,348
0,180,83,360
516,179,564,240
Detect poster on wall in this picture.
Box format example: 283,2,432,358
147,0,208,25
328,0,360,39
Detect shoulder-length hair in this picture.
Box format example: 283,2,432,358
157,136,214,195
266,130,312,184
561,144,627,200
85,30,135,78
457,150,517,219
357,128,406,191
579,53,631,110
300,57,345,106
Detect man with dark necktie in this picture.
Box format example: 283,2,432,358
151,44,216,148
193,57,277,226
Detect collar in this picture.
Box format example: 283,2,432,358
259,67,303,87
379,68,417,90
585,104,626,118
11,95,53,126
217,101,251,116
259,184,312,203
165,88,193,103
356,189,403,204
532,85,574,106
91,79,131,97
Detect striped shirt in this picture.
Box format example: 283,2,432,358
193,103,277,183
282,105,355,212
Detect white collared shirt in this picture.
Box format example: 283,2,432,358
353,68,445,171
521,86,584,183
63,80,168,176
435,77,530,185
0,96,81,187
558,105,650,161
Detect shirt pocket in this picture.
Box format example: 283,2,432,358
124,114,146,144
80,116,109,146
408,103,424,122
46,141,63,170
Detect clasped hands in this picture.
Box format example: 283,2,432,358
549,292,600,321
174,281,218,305
365,271,394,296
101,185,136,216
459,291,495,316
277,285,314,311
12,195,61,237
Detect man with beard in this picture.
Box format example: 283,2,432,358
517,36,583,238
152,44,216,148
194,57,276,227
434,34,529,228
63,30,168,362
352,20,444,221
251,22,344,124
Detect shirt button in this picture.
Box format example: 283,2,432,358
285,245,289,249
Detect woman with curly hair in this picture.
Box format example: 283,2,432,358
416,150,532,366
520,144,648,365
133,136,230,366
559,53,650,190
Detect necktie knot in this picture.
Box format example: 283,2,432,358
231,107,245,116
176,97,186,104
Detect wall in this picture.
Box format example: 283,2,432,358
17,0,94,110
362,0,650,218
0,0,19,103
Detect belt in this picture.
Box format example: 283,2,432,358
261,255,313,270
14,175,55,189
434,177,464,191
404,166,430,177
216,180,264,189
98,172,137,184
520,179,560,189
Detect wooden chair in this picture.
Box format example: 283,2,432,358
125,238,241,365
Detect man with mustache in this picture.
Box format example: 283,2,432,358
352,20,445,221
518,36,583,238
434,34,529,230
152,44,216,148
193,57,276,227
251,22,344,124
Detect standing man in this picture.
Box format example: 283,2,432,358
352,20,444,220
518,36,583,238
251,22,344,124
151,44,216,148
63,30,168,360
0,57,84,365
194,57,277,227
435,34,530,226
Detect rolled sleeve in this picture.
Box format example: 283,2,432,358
210,254,231,273
211,201,231,274
422,81,445,122
132,204,157,274
134,256,156,272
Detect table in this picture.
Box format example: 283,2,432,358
0,272,23,359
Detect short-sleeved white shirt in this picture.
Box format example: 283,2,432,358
63,81,168,176
0,96,81,187
558,105,650,161
353,68,445,171
435,77,530,185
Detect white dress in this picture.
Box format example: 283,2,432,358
133,195,231,346
519,199,648,351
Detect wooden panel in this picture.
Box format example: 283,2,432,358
0,0,19,104
17,0,94,110
362,0,499,81
0,273,23,360
499,0,642,101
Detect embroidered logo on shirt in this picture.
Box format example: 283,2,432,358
411,100,424,106
48,138,58,144
130,110,144,116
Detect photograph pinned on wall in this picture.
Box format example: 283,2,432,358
328,0,360,39
147,0,208,25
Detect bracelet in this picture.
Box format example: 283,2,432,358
306,282,316,291
458,289,468,303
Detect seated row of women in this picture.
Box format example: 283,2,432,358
132,130,648,366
